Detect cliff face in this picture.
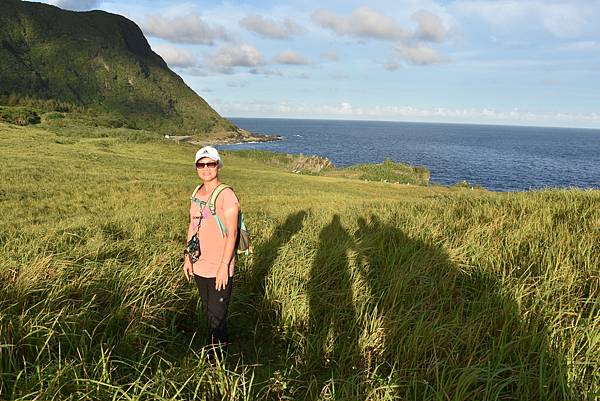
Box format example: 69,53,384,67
0,0,237,135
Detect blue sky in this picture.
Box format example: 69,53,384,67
39,0,600,128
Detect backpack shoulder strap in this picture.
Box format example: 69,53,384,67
209,184,233,237
190,184,207,207
209,184,232,214
190,184,203,200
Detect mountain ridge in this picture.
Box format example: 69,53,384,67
0,0,241,136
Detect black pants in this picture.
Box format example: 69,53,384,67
193,274,233,353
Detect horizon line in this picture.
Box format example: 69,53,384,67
224,115,600,131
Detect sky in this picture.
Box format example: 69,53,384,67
37,0,600,128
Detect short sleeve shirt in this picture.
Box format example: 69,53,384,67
190,187,239,278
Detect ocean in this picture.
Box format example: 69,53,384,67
221,118,600,192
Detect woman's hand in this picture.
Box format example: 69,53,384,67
215,264,229,291
183,257,193,281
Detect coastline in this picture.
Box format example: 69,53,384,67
215,132,283,146
224,118,600,192
164,131,283,147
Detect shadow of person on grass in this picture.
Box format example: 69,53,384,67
352,214,571,400
305,214,362,398
229,210,307,366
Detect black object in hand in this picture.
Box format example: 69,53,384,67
185,233,201,263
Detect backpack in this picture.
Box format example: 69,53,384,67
190,183,252,255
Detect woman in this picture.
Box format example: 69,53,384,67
183,146,240,361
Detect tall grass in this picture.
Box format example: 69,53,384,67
1,122,598,400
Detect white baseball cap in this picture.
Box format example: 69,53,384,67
194,146,222,168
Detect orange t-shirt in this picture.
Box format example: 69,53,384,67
190,186,239,278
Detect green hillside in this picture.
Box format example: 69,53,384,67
0,0,240,136
1,120,599,400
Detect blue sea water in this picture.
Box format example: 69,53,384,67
221,118,600,192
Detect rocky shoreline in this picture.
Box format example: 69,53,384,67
163,131,282,146
216,132,283,145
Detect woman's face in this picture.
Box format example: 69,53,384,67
196,157,219,182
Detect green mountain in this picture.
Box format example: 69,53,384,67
0,0,240,136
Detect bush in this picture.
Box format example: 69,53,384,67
0,106,41,125
453,180,484,190
229,150,334,173
344,158,430,185
44,112,65,120
0,94,80,113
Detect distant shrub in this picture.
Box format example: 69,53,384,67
107,119,124,128
44,112,65,120
122,130,162,143
453,180,485,190
0,106,41,125
343,158,430,185
229,150,334,173
0,94,81,113
94,115,125,128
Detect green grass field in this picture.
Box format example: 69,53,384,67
1,121,599,400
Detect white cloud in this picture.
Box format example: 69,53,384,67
312,6,451,69
329,72,350,80
178,66,209,77
227,80,248,88
311,6,454,43
541,4,587,38
249,68,284,76
453,1,596,39
47,0,100,11
558,41,600,52
274,50,310,65
153,44,196,67
140,14,230,45
240,14,305,39
212,100,600,128
453,1,530,28
393,44,448,65
312,6,409,41
384,60,401,71
320,51,338,61
205,44,264,73
412,10,448,43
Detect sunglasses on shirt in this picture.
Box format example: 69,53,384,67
196,162,218,169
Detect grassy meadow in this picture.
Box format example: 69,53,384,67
1,121,599,400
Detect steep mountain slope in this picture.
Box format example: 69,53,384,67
0,0,240,136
